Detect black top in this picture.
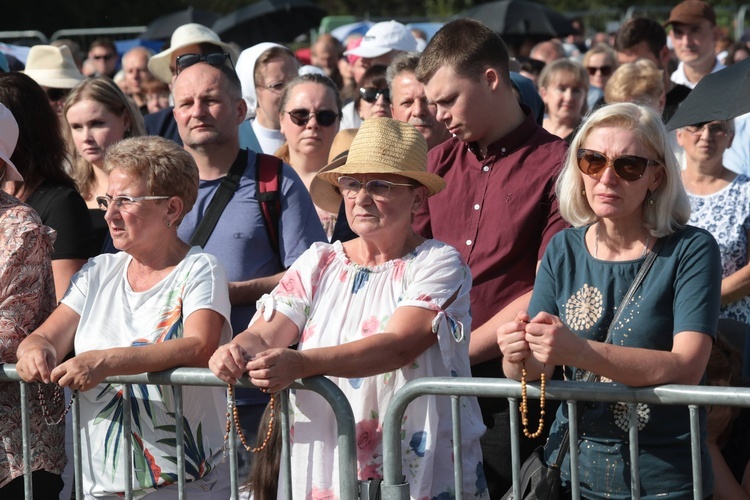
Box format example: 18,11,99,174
26,180,97,260
144,106,182,146
89,208,108,254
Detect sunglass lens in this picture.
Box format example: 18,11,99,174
288,110,310,126
577,150,607,175
612,156,647,181
316,111,338,127
46,88,68,102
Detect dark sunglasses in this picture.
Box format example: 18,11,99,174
586,65,613,77
175,52,234,76
359,87,390,104
577,149,661,181
45,87,69,102
285,109,339,127
92,53,115,61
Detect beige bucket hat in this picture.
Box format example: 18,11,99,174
23,45,84,89
147,23,238,83
311,118,445,214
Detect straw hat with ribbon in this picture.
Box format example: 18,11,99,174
311,117,445,214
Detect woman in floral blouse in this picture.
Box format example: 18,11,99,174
0,103,62,497
210,118,488,499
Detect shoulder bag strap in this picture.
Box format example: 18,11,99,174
255,153,283,260
189,149,248,248
553,235,667,468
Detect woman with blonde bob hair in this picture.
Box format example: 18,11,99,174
498,102,721,498
604,59,666,115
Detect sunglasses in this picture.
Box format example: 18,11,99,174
586,65,612,77
175,52,234,76
285,109,339,127
577,149,661,182
337,176,415,201
684,121,731,138
359,87,390,104
92,53,115,61
45,87,69,103
96,195,171,211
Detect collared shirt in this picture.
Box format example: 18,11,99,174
670,58,725,89
414,107,569,378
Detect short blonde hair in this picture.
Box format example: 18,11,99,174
604,59,664,109
557,102,690,237
582,43,618,70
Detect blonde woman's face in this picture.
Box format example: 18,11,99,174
280,82,340,159
66,98,129,168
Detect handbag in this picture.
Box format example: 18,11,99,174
501,237,664,500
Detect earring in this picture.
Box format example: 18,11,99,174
166,220,172,228
647,190,655,206
581,189,586,196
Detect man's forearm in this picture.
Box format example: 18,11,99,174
469,290,532,365
228,271,285,306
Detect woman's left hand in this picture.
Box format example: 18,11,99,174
50,351,108,391
524,311,585,366
246,348,306,393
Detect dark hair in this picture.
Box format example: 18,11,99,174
0,72,75,196
247,403,281,499
615,18,667,60
417,18,511,85
278,73,342,116
88,37,117,54
726,42,750,65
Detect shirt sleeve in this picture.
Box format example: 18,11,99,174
181,253,233,342
61,257,95,316
528,233,561,318
278,163,327,267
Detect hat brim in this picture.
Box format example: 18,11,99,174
311,156,446,215
24,70,84,89
344,46,392,59
0,154,23,182
148,40,238,83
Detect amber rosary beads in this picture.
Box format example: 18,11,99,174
223,385,276,455
520,363,546,439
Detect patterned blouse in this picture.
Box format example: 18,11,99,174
0,191,62,487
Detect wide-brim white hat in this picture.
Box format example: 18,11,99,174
148,23,238,83
0,104,24,182
23,45,84,89
311,118,444,214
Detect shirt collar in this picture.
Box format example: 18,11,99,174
466,104,536,161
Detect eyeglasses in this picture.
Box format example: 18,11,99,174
359,87,390,104
92,53,115,61
96,195,171,211
577,149,661,181
337,176,415,201
586,65,613,77
175,52,234,76
684,121,731,138
285,109,339,127
44,87,69,103
258,81,288,94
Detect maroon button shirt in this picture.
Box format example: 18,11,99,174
414,109,569,378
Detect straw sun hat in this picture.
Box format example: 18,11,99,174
310,117,445,214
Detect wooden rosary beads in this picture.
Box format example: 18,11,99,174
520,363,546,439
37,384,77,425
223,385,276,455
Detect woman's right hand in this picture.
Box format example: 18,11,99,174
497,311,532,364
209,342,252,384
16,344,57,384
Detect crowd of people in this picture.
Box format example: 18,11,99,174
0,0,749,498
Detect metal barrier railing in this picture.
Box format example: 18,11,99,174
0,365,358,500
381,377,750,500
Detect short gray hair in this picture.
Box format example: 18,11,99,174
386,51,420,96
557,102,690,237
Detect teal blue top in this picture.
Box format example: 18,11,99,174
531,224,721,499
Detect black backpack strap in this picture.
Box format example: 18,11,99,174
190,149,248,248
255,154,283,264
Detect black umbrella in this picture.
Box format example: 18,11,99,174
457,0,575,38
141,7,221,41
667,57,750,130
212,0,327,49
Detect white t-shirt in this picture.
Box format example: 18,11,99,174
63,247,232,498
339,101,363,130
250,118,286,155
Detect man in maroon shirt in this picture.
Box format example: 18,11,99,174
415,18,569,497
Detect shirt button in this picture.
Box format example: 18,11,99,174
473,204,480,210
466,239,473,246
501,147,506,153
482,165,490,172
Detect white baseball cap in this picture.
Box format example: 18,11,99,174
344,21,417,59
148,23,238,83
0,103,24,182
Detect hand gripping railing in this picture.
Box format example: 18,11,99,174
0,365,358,500
381,377,750,500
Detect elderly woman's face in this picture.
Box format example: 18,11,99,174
540,72,586,124
580,126,663,224
341,173,426,239
280,82,340,160
677,121,733,166
103,167,171,255
66,98,130,169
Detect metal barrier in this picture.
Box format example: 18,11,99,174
0,365,358,500
381,377,750,500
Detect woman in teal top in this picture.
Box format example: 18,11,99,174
498,102,722,499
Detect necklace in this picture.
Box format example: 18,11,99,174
37,384,77,425
222,385,276,457
520,362,546,439
595,223,651,259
